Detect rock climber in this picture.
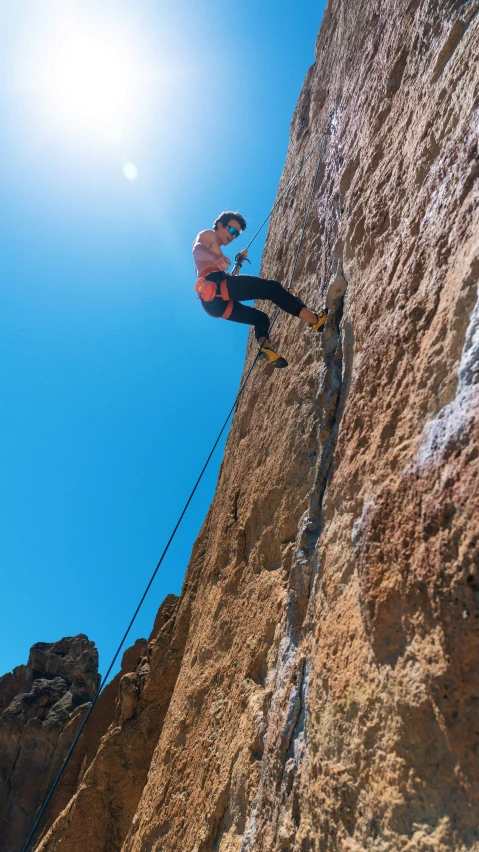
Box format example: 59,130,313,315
193,211,328,368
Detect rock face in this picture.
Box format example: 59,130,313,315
30,0,479,849
0,635,146,852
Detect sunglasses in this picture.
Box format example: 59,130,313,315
226,225,241,238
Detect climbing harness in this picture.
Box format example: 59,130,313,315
194,270,234,318
194,252,251,320
22,126,331,852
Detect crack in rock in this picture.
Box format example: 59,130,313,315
240,280,348,850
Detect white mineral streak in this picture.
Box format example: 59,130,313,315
416,287,479,468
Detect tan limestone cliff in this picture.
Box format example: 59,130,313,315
37,0,479,849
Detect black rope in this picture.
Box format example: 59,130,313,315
243,131,328,252
22,356,259,852
22,128,329,852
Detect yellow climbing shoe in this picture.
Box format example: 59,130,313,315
259,347,288,368
311,308,329,332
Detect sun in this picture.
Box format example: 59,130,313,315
52,35,130,133
44,31,137,139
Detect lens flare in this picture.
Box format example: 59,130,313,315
123,162,138,181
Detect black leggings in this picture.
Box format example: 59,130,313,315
200,273,305,341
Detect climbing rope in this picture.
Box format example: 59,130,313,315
243,130,329,253
22,127,330,852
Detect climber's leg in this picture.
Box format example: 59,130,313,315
223,302,288,367
227,275,328,332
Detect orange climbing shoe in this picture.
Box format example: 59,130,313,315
311,308,328,332
259,347,288,368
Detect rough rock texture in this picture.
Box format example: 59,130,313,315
36,0,479,849
0,635,146,852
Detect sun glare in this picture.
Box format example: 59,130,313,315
33,20,147,144
55,36,128,119
51,35,131,134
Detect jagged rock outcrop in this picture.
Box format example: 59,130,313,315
0,635,101,852
0,635,146,852
30,0,479,849
35,594,180,852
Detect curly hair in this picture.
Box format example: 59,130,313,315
213,211,247,231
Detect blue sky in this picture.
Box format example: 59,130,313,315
0,0,327,680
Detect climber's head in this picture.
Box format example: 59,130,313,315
213,211,247,246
